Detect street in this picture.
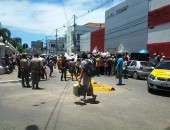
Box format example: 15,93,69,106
0,70,170,130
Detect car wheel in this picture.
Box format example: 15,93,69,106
133,72,138,79
148,86,154,93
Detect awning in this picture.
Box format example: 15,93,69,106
0,42,5,46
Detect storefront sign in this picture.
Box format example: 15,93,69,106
106,5,129,19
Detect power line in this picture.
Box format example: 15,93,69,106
77,0,113,19
58,0,71,27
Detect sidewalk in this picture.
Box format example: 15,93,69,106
0,69,21,84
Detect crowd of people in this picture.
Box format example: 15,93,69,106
0,51,166,103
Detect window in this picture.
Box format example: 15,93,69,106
155,62,170,70
51,44,55,47
130,61,136,66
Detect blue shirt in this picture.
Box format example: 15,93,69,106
117,57,123,71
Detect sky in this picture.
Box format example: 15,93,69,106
0,0,124,47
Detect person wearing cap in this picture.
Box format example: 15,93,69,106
20,53,31,88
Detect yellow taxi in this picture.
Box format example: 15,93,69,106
147,60,170,92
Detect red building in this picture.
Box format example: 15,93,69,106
90,28,105,52
147,1,170,58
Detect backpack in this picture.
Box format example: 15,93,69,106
84,60,96,77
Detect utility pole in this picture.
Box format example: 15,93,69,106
56,29,58,55
73,15,76,53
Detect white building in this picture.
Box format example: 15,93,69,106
105,0,149,53
56,37,64,55
80,32,91,53
65,25,100,54
46,37,64,56
46,39,56,56
31,40,43,55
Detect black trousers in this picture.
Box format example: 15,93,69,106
21,69,30,87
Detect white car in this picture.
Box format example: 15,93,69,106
127,60,154,79
147,60,170,92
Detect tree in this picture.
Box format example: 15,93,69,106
8,38,18,48
0,28,11,43
17,45,23,53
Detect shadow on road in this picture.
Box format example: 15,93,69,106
25,125,39,130
151,91,170,97
164,126,170,130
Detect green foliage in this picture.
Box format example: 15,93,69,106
8,38,18,48
0,28,11,43
17,45,23,53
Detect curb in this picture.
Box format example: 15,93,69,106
0,78,47,84
0,79,22,84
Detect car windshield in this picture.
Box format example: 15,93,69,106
140,62,153,67
155,61,170,70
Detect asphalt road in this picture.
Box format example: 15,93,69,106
0,71,170,130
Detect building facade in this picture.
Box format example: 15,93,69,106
147,0,170,58
80,28,105,53
64,25,100,54
56,37,64,55
80,32,91,53
105,0,149,53
31,40,43,55
46,39,56,56
91,28,105,53
46,37,64,56
13,37,22,46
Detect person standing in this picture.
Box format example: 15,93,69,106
123,57,128,79
106,56,113,76
61,57,67,81
78,53,97,103
16,54,22,78
95,56,100,76
20,53,31,88
30,54,41,89
11,52,17,69
69,58,77,81
48,58,54,77
117,53,123,85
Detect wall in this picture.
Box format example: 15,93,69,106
147,0,170,58
90,28,104,52
80,32,90,52
105,0,148,53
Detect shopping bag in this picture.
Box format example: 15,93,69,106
73,84,80,97
73,84,85,97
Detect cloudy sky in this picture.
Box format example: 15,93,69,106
0,0,124,47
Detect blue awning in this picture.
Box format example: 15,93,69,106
139,49,149,54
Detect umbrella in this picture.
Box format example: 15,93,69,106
139,49,149,54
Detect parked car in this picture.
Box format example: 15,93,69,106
147,60,170,92
127,60,154,79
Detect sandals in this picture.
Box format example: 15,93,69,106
80,98,86,103
93,95,97,101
